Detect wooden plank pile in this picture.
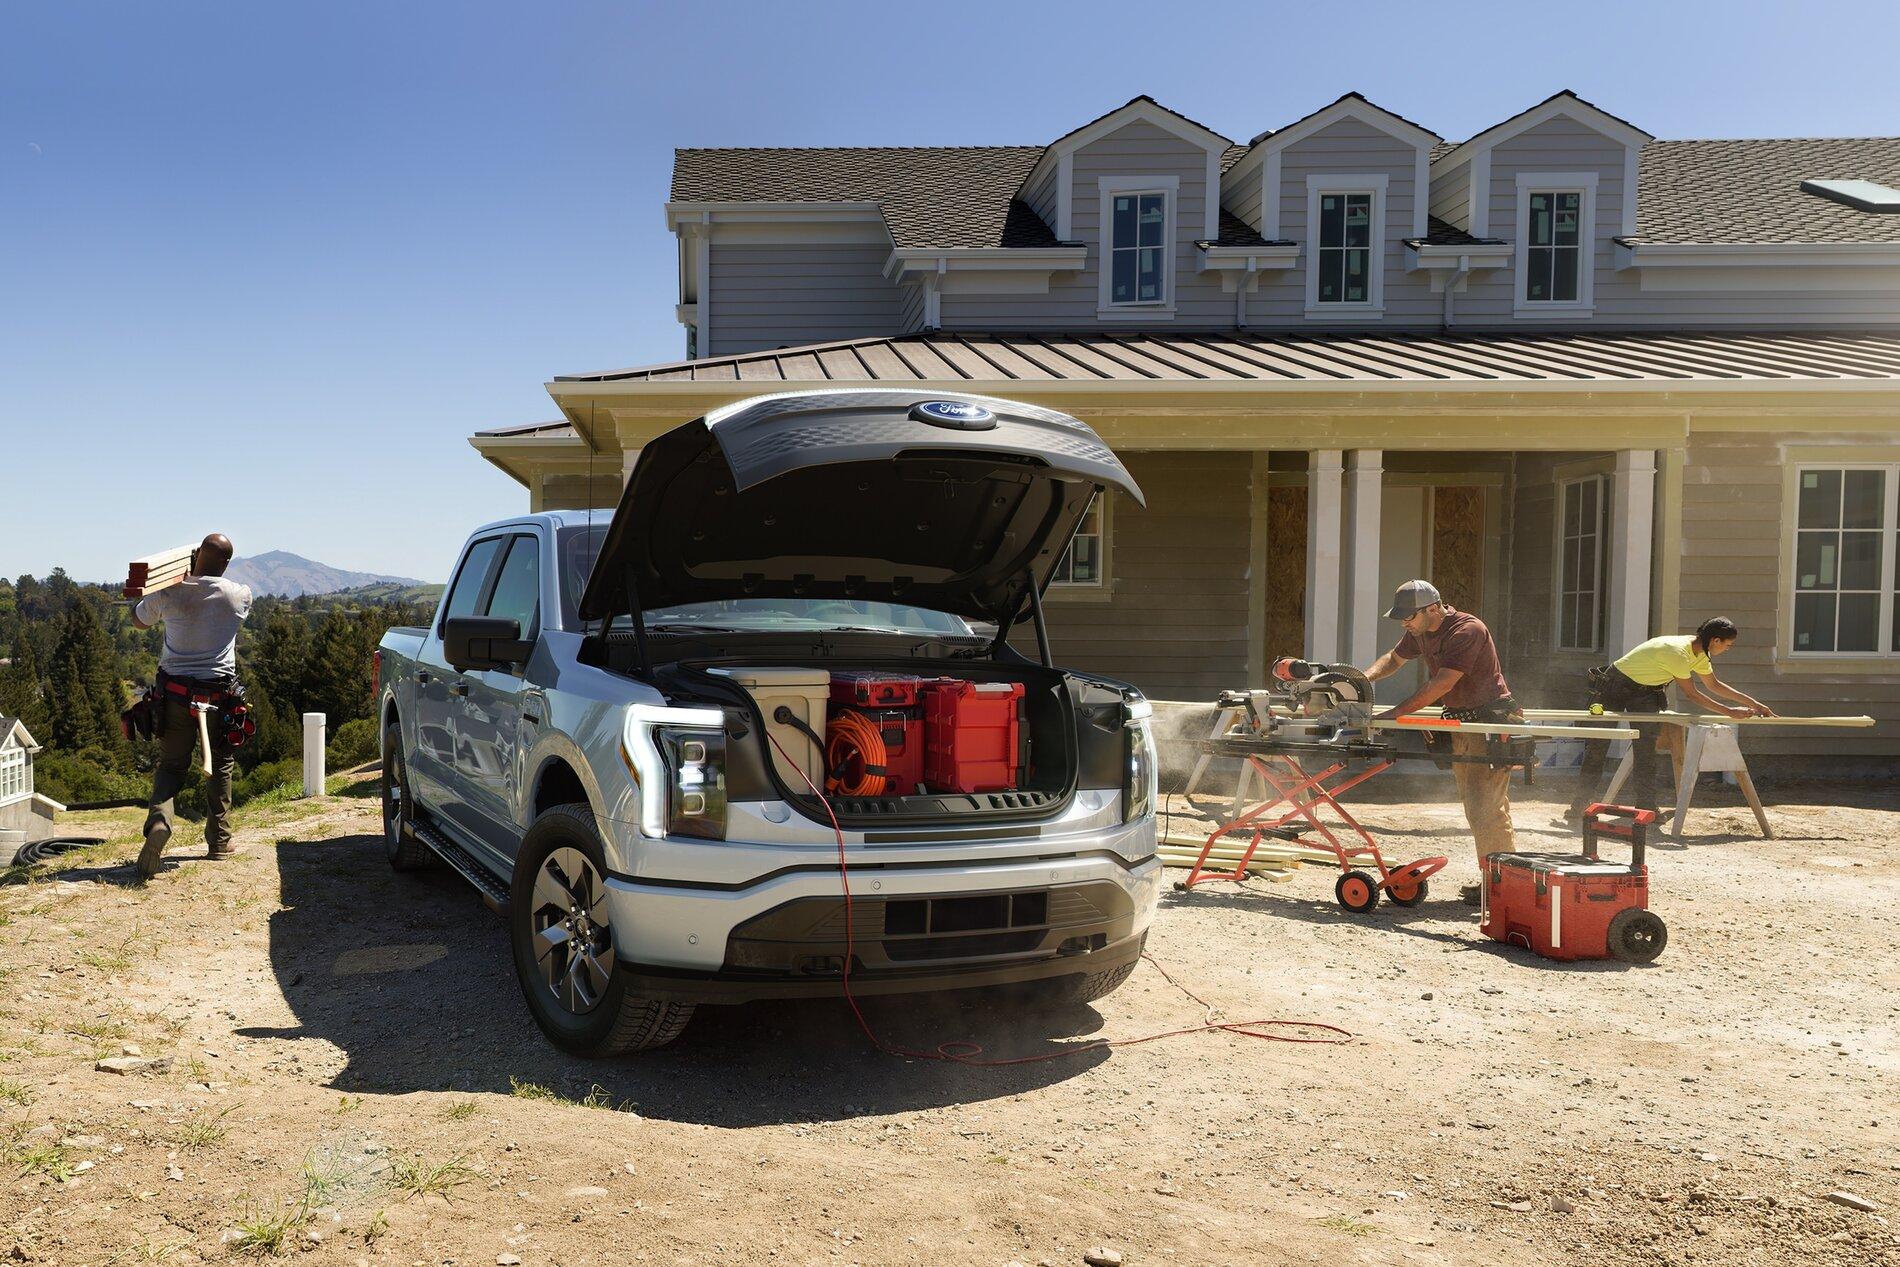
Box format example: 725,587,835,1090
122,546,195,600
1156,831,1351,883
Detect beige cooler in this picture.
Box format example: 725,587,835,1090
711,667,830,793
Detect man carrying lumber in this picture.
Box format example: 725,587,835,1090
129,534,253,879
1567,617,1775,820
1360,580,1520,904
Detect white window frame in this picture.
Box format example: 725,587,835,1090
0,742,25,808
1049,493,1110,591
1096,175,1178,319
1304,174,1387,319
1787,462,1900,658
1552,475,1607,653
1514,171,1598,317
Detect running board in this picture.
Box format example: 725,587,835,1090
411,821,511,910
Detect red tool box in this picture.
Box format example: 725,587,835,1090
829,674,928,795
922,679,1025,793
1480,804,1668,963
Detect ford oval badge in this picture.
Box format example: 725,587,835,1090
910,399,996,430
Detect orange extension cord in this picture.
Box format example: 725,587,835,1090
824,709,889,798
764,730,1353,1064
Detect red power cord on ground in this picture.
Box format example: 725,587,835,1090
764,731,1352,1063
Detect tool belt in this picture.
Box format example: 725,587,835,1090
122,672,255,748
1586,664,1667,713
1424,697,1535,772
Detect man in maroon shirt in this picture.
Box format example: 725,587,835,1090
1361,580,1521,903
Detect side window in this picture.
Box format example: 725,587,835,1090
484,535,542,636
440,537,504,631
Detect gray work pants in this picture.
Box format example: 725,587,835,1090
146,695,235,851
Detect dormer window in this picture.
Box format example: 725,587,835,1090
1304,175,1386,318
1514,172,1597,316
1096,176,1178,318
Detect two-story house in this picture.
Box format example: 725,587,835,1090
472,92,1900,769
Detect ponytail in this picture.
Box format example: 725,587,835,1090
1694,616,1738,654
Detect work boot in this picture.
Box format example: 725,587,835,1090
207,842,240,861
136,817,171,880
1458,882,1484,907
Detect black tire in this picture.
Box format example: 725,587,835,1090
1606,907,1668,964
510,803,695,1056
1335,870,1380,914
1387,877,1429,908
383,722,434,872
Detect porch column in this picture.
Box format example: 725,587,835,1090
1304,449,1344,663
1246,451,1272,688
621,448,640,488
1342,450,1383,667
1607,449,1658,652
528,472,547,513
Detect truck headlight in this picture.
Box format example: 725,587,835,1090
1122,699,1157,823
623,705,727,840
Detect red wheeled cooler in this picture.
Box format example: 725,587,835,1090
922,680,1025,793
1480,804,1668,963
829,673,928,795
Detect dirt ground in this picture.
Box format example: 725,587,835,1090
1,766,1895,1267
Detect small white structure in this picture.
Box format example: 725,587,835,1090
0,716,64,844
302,712,326,798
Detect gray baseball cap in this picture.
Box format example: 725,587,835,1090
1383,579,1442,620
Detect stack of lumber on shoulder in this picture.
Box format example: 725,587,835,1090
123,546,194,599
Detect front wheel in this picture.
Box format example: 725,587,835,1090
509,804,695,1056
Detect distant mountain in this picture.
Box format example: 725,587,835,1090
226,551,429,598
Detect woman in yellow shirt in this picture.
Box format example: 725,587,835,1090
1569,617,1775,817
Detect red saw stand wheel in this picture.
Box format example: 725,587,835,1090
1381,855,1448,907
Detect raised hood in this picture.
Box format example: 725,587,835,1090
577,389,1143,625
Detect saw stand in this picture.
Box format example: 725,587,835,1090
1603,721,1770,839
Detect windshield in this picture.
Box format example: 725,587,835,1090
556,524,977,636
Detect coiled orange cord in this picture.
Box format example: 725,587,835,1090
825,709,889,797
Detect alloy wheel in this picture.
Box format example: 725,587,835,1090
530,847,616,1014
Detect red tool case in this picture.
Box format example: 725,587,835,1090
829,674,928,795
922,680,1025,793
1480,804,1668,963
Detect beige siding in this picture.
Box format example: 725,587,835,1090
1018,452,1253,700
1681,431,1900,758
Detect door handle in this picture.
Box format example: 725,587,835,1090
523,709,543,725
417,670,432,685
449,681,470,697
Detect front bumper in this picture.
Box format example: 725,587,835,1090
600,812,1159,1002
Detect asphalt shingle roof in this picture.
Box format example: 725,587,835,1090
673,120,1900,250
672,146,1055,249
1629,138,1900,244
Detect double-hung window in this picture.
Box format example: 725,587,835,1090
1791,466,1899,654
0,743,25,806
1097,176,1176,316
1514,173,1596,315
1554,475,1606,652
1305,175,1386,316
1050,494,1106,588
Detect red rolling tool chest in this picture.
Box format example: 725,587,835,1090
829,673,929,796
1480,804,1668,963
922,680,1026,793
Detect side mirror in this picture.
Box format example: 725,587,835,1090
443,616,533,672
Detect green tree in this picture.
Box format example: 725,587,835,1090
0,635,51,739
46,599,128,758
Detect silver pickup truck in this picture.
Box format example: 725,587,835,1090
375,389,1159,1055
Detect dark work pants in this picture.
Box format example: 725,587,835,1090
1571,668,1669,813
147,696,235,851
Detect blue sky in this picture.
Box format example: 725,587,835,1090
4,0,1898,583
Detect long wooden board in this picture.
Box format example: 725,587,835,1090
1412,706,1875,729
123,545,195,599
1379,718,1638,741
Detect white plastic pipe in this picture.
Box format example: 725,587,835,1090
302,712,326,798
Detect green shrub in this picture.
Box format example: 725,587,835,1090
33,748,145,806
327,717,378,769
231,758,303,808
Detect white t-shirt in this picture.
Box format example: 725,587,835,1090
136,576,253,680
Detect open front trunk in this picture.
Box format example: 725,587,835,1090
640,648,1135,830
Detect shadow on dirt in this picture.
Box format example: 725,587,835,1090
246,830,1111,1126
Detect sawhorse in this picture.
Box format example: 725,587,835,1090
1605,721,1770,839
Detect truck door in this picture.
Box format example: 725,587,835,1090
455,532,542,860
413,535,505,822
